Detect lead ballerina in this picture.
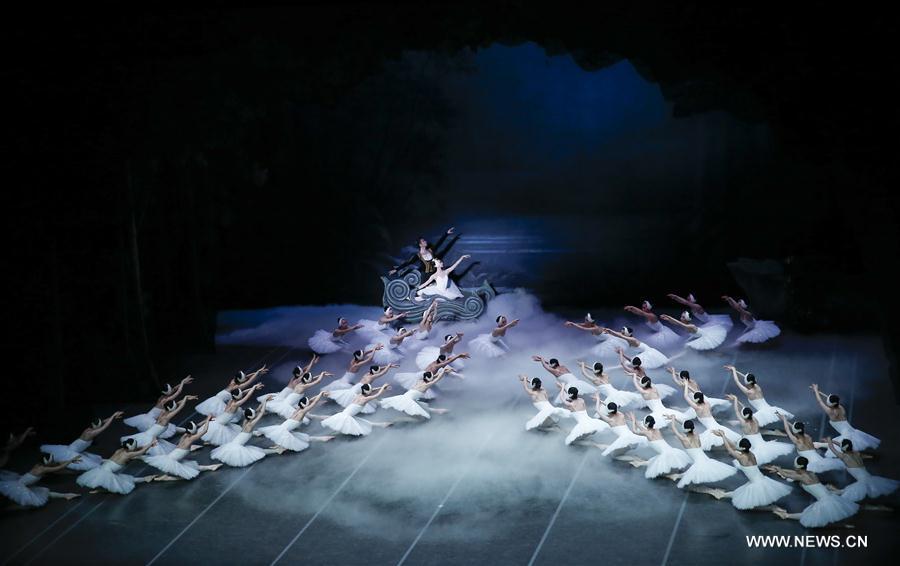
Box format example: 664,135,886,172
722,295,781,345
414,255,471,301
470,315,519,358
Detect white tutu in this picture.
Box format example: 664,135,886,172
526,400,570,430
829,420,880,452
694,311,734,330
201,413,242,446
644,439,693,479
367,341,402,365
645,398,691,425
730,462,793,509
642,320,683,351
653,383,677,400
698,417,742,450
798,449,845,473
556,373,598,401
258,419,311,452
143,448,201,480
745,433,794,465
564,410,610,445
631,342,668,369
469,333,507,358
358,319,389,337
416,346,464,370
395,372,436,399
40,438,102,471
321,404,373,436
381,389,431,419
737,319,781,344
676,447,737,488
308,329,345,354
196,389,231,417
123,406,162,431
797,483,859,527
600,424,647,456
591,334,629,359
685,324,728,351
259,385,292,406
417,274,462,300
330,383,376,414
597,383,643,410
0,473,49,507
76,460,136,495
841,467,899,502
322,371,356,393
122,423,177,456
211,432,266,468
747,398,792,427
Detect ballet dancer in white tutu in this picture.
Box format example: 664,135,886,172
414,255,471,301
329,364,397,414
202,384,264,446
416,332,465,370
664,417,736,488
624,301,683,351
659,312,727,351
1,454,81,508
561,387,609,446
602,327,668,369
623,413,692,479
667,368,728,414
211,399,286,467
667,292,733,329
578,361,643,410
365,327,417,365
680,385,741,450
76,438,157,495
624,363,687,426
616,350,676,399
519,375,570,431
589,396,647,456
41,411,123,471
694,431,793,510
358,306,407,339
123,375,193,431
257,392,335,452
268,370,331,419
564,314,628,360
727,394,793,465
309,317,363,355
825,438,898,502
122,395,198,456
380,369,453,419
766,457,860,528
196,366,268,417
145,418,223,481
470,315,519,358
321,383,394,437
726,365,793,427
410,299,441,344
811,383,880,451
325,349,381,393
723,296,781,345
260,357,319,404
532,355,597,401
776,412,844,473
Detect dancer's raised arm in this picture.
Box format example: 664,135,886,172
667,415,688,443
712,430,741,459
445,254,471,274
725,365,752,395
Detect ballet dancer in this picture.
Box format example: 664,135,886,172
625,361,687,426
624,301,683,351
680,385,740,449
0,454,81,508
667,293,733,329
257,392,335,452
722,295,781,344
565,314,628,360
694,430,792,510
470,315,519,358
416,332,465,370
532,355,597,401
145,418,223,481
259,356,319,403
359,306,407,338
659,312,727,351
590,396,647,456
196,366,268,417
308,317,363,355
396,353,467,400
667,368,728,413
390,226,455,277
811,383,880,451
664,417,736,488
519,375,570,431
727,394,793,464
366,327,417,365
602,327,668,369
624,413,692,479
321,383,394,437
824,438,898,502
76,438,157,495
561,387,609,446
616,349,676,399
414,255,471,301
123,375,193,431
726,365,793,426
211,398,286,467
41,411,124,471
268,370,331,419
1,428,36,469
122,395,198,455
324,350,376,393
776,412,844,473
202,384,265,446
330,364,397,414
579,361,643,409
766,457,860,528
380,369,453,419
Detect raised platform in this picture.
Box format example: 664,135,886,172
381,270,497,323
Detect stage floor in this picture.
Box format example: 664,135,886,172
2,303,898,565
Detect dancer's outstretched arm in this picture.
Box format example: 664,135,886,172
725,366,752,395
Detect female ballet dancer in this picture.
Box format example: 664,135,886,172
564,314,628,360
579,361,643,409
624,301,683,351
41,411,124,471
667,368,728,413
664,417,736,488
196,366,268,417
324,349,377,393
308,318,364,355
532,356,597,401
694,430,793,510
667,293,733,329
722,296,781,345
765,457,860,528
470,315,519,358
825,438,898,501
76,438,157,494
257,392,335,452
0,454,81,507
321,383,394,437
122,395,198,455
396,353,467,400
359,307,407,338
811,383,880,451
145,418,223,481
414,255,471,301
561,387,609,446
123,375,193,431
366,327,417,365
202,384,265,446
590,396,647,456
416,332,465,370
380,369,453,419
268,370,331,419
616,350,676,400
679,385,740,449
727,394,793,464
390,226,455,277
330,364,397,414
413,299,440,343
624,414,692,479
211,398,286,467
602,327,668,369
659,312,728,351
519,375,570,431
776,412,844,473
726,365,793,426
